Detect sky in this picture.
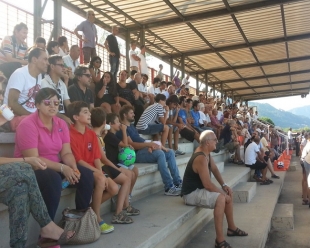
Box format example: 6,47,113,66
3,0,310,111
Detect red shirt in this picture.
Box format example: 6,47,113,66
69,125,101,168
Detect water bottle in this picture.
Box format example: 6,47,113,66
62,179,70,189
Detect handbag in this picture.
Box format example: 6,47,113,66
58,207,101,244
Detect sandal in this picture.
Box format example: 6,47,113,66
266,179,273,184
125,205,140,216
215,239,232,248
260,180,270,185
302,199,309,205
227,227,248,237
37,230,75,248
112,210,133,224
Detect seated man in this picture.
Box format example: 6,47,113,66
136,94,169,147
4,48,47,130
181,130,247,248
219,120,243,164
68,65,94,109
190,100,213,133
138,74,154,105
117,105,182,196
244,136,271,185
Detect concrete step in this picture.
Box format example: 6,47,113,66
185,170,286,248
65,164,251,248
233,182,257,203
271,204,294,230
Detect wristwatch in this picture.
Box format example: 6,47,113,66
222,183,227,188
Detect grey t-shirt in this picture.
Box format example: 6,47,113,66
75,20,97,48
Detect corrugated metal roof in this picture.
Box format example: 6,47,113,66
63,0,310,100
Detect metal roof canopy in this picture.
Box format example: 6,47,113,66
61,0,310,101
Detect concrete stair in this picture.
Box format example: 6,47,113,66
185,170,287,248
233,182,257,203
271,204,294,230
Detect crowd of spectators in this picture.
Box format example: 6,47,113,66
0,18,294,248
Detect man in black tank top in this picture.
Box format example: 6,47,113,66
181,130,248,248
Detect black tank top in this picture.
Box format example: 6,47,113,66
181,152,211,196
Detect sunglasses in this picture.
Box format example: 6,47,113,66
82,74,92,78
43,100,60,106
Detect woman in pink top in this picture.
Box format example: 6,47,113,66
15,88,94,221
210,109,223,138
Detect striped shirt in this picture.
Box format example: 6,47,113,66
136,103,164,130
0,36,28,64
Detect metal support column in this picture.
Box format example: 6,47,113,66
205,72,208,95
53,0,62,40
140,27,145,45
181,54,185,79
126,30,130,72
232,91,234,102
221,83,223,98
213,83,215,98
170,56,173,81
196,73,199,95
33,0,42,41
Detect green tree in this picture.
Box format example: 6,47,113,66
260,116,275,126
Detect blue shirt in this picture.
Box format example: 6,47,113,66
116,125,145,143
75,20,97,48
178,109,187,124
190,110,200,128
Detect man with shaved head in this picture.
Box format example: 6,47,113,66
181,130,247,248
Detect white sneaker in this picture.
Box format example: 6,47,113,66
174,149,185,155
165,186,180,196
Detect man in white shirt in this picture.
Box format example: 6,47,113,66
138,45,148,75
126,69,137,83
182,74,190,89
147,77,160,96
138,73,154,105
4,48,48,131
129,41,140,72
244,136,270,185
63,45,80,77
41,55,72,125
156,64,163,81
157,81,169,99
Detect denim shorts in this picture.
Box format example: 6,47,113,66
137,124,164,135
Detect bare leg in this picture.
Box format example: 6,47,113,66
161,125,169,147
173,129,180,151
266,158,276,176
261,167,268,181
168,127,173,149
41,222,74,241
214,194,226,243
91,171,107,223
112,173,131,214
100,178,118,205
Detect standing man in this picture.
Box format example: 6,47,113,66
104,26,120,82
4,48,48,130
182,74,190,89
74,10,97,64
181,130,247,248
156,64,164,81
129,41,140,72
138,45,148,76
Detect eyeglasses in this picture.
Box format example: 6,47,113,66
82,74,92,78
43,100,60,106
54,64,65,68
208,138,218,142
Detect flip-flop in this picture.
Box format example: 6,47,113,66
227,227,248,237
37,230,75,248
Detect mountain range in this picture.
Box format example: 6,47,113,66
248,102,310,129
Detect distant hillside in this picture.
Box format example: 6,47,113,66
289,105,310,117
248,102,310,129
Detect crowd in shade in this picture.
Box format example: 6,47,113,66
0,15,306,248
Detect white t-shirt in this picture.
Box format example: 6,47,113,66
58,47,68,57
217,110,223,121
41,75,70,114
62,55,80,73
129,49,138,67
147,85,156,95
205,113,211,123
199,111,207,125
4,65,42,113
158,89,169,99
138,53,148,75
245,142,259,165
182,78,190,89
288,130,292,139
138,83,147,93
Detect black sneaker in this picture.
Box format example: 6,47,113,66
271,174,280,179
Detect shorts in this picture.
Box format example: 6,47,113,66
82,47,97,63
300,160,305,174
245,160,267,170
224,141,236,153
183,188,220,209
179,128,195,142
102,165,121,179
137,124,164,135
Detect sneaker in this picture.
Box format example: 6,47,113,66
112,210,133,224
99,222,114,233
165,186,181,196
271,174,280,179
125,205,140,216
175,181,182,191
175,149,185,155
